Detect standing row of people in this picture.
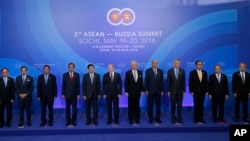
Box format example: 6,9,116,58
0,60,249,128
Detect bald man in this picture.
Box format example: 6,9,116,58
125,61,144,125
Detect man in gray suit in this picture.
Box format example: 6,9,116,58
167,59,185,124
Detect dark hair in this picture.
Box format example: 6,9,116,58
195,60,203,65
87,64,95,69
43,65,50,70
214,64,221,69
68,63,75,68
1,67,9,72
20,66,28,71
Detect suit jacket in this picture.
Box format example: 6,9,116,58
102,72,122,97
167,68,186,94
232,71,250,96
125,70,144,96
0,77,15,102
37,73,57,100
189,70,208,94
82,73,101,99
208,73,229,98
15,75,34,100
145,68,164,94
62,72,80,99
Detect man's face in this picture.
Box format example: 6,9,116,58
88,66,94,73
68,64,75,72
196,62,203,70
1,69,8,77
131,62,137,70
21,68,27,75
152,61,158,69
43,67,50,74
239,63,246,72
214,66,221,74
108,65,114,73
174,61,180,69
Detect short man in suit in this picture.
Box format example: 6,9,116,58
83,64,101,125
102,64,122,125
232,62,250,123
62,63,80,126
125,61,144,125
0,68,15,128
145,59,164,124
167,59,185,124
15,66,34,128
37,65,57,127
189,60,208,124
208,65,229,124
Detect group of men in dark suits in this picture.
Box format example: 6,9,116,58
0,60,249,128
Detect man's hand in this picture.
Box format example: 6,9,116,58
141,92,144,96
54,97,57,100
98,95,100,99
233,93,237,98
190,92,194,96
77,95,80,100
145,91,149,95
62,95,65,99
103,95,107,99
183,92,186,96
10,99,14,103
83,96,87,100
161,92,164,96
225,95,229,100
167,92,170,97
125,93,129,97
38,97,40,101
118,94,121,98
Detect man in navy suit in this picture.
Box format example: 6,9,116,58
145,59,164,124
82,64,101,126
167,59,185,124
125,61,144,125
0,68,15,128
102,64,122,125
15,66,34,128
37,65,57,127
208,65,229,124
232,62,250,123
189,60,208,124
62,63,80,126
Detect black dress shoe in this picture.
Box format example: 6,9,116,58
6,123,11,127
135,121,140,124
107,121,112,124
72,122,77,126
86,122,91,125
65,122,71,126
148,119,153,124
213,119,217,123
129,121,133,125
93,122,98,125
18,123,24,128
155,119,162,123
40,123,46,127
114,121,119,125
49,123,53,126
171,119,176,124
177,120,182,124
244,119,249,123
194,119,198,123
27,122,32,126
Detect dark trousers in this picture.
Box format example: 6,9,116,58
170,92,183,121
193,92,205,121
106,96,119,122
65,98,77,123
40,97,54,123
85,98,98,123
147,92,161,120
19,98,31,124
128,94,141,123
0,101,12,125
211,97,225,121
234,95,248,120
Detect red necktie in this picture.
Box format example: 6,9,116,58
70,73,73,81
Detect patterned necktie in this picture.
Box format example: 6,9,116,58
217,74,220,83
110,73,113,82
45,75,48,85
91,73,94,84
70,73,73,81
4,78,7,87
198,70,202,82
154,69,157,78
241,72,245,84
133,71,137,82
175,69,179,80
22,75,25,84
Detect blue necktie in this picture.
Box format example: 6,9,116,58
4,78,7,87
175,69,179,79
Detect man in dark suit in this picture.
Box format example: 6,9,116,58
167,59,185,124
15,66,34,128
208,65,229,124
37,65,57,127
189,60,208,124
62,63,80,126
125,61,144,125
0,68,15,128
145,59,164,124
83,64,101,126
232,62,250,123
102,64,122,125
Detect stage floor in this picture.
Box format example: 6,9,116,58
1,111,247,137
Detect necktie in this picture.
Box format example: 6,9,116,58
110,73,113,82
45,75,48,85
91,73,94,84
241,72,245,84
133,70,137,82
22,75,25,84
70,73,73,81
217,74,220,83
154,69,157,78
198,70,202,82
175,69,179,79
4,78,7,87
